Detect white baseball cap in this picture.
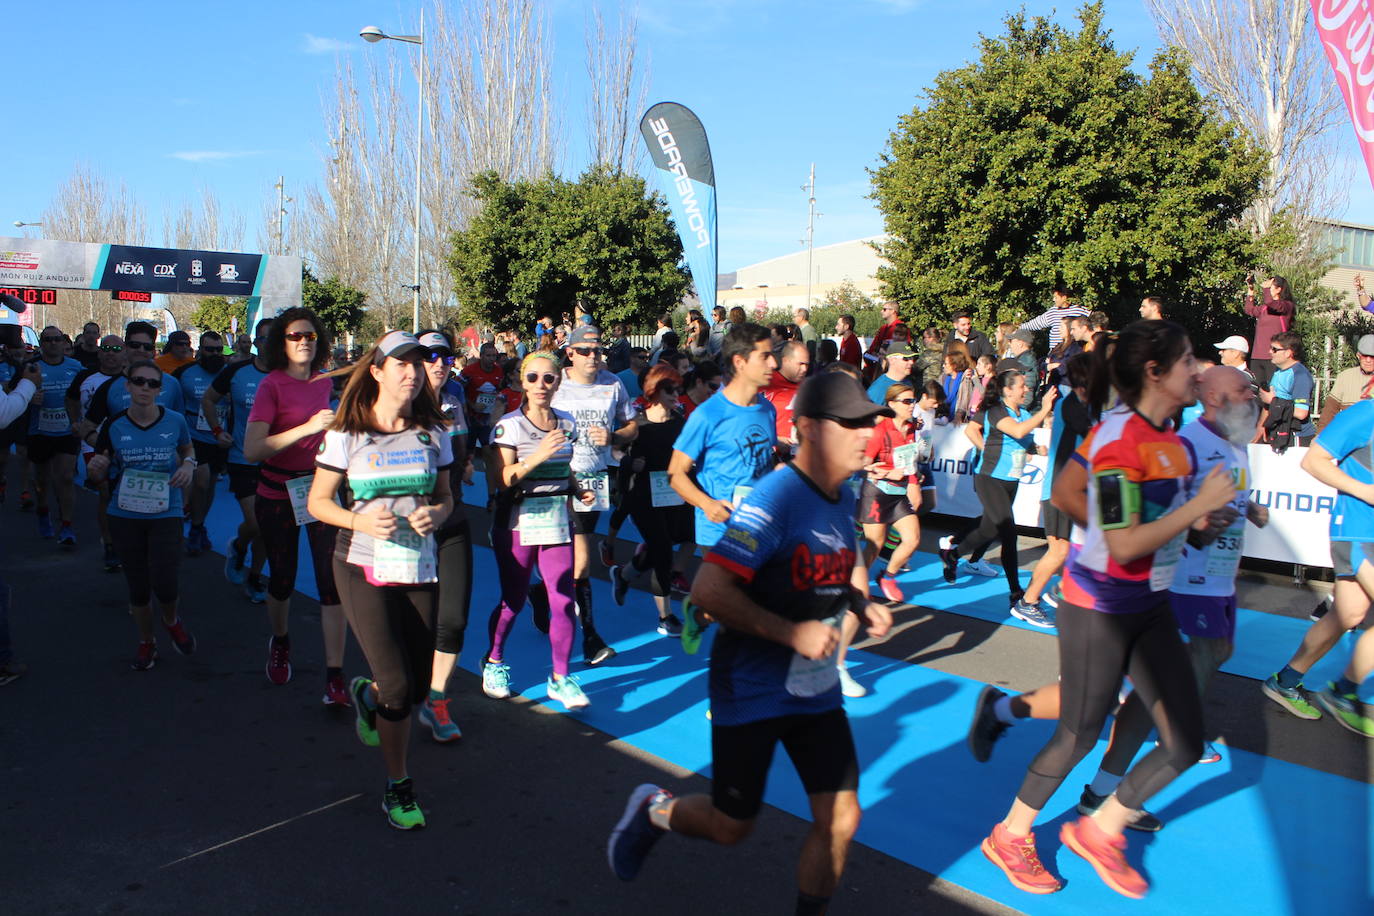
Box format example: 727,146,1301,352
1214,335,1250,354
1358,334,1374,357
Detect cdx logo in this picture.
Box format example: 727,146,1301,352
153,264,175,277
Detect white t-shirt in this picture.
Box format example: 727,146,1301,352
551,369,634,474
1172,418,1250,597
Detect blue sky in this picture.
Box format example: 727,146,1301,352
6,1,1371,271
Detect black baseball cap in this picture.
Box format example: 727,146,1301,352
794,373,894,423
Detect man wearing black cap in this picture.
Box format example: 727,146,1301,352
609,371,893,915
865,341,916,404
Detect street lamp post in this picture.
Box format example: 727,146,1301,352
12,220,43,234
361,12,425,333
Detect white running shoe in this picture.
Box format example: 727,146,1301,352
837,665,868,698
961,559,1000,577
938,535,954,551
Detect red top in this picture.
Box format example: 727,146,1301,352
865,317,901,362
838,334,862,367
864,417,918,485
761,375,801,441
246,370,333,500
460,362,506,421
1243,288,1294,355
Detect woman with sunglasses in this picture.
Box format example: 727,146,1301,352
413,330,474,743
87,360,196,671
244,308,349,702
679,361,721,419
307,331,454,830
859,383,927,605
482,351,596,710
609,364,691,636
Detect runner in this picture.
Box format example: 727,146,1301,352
307,330,454,829
67,334,125,569
86,360,196,671
482,350,596,710
0,353,40,685
1263,396,1374,736
203,318,273,603
859,382,925,605
172,331,229,557
980,319,1235,899
27,326,85,546
415,330,474,743
459,341,504,448
243,308,348,702
668,323,779,655
608,371,893,916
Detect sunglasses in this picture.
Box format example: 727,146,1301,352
125,340,153,351
893,397,916,405
99,345,123,353
424,351,456,366
525,372,558,386
659,385,684,396
285,331,318,342
571,346,602,357
818,414,875,429
1269,345,1288,354
128,376,162,388
200,346,224,354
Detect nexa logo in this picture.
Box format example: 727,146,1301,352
114,262,145,275
648,117,712,250
153,264,175,277
1249,488,1334,515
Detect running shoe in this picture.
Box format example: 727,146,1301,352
223,538,248,585
350,676,380,747
670,571,692,596
163,618,196,656
1042,582,1063,609
680,596,708,655
266,636,292,685
0,660,28,686
1011,599,1055,629
418,696,462,742
244,575,267,604
838,664,867,698
610,564,629,606
530,583,551,634
482,660,512,699
382,777,426,830
19,490,32,511
196,525,213,553
1309,594,1332,622
981,823,1061,894
1198,742,1223,764
1316,683,1374,737
185,528,202,557
656,614,683,638
962,558,1000,577
608,784,671,881
877,575,904,603
599,540,615,568
37,514,53,539
322,673,351,707
56,524,76,548
1060,815,1148,899
103,542,121,572
938,545,958,583
1076,785,1162,832
1261,674,1322,720
131,640,157,672
584,635,616,667
938,534,954,551
547,674,590,710
967,686,1009,763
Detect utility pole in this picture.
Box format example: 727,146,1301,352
274,176,293,255
803,164,817,309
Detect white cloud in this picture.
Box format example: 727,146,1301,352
168,151,263,163
303,34,354,55
868,0,926,11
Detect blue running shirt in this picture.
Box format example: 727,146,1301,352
28,357,83,437
173,362,228,445
1314,399,1374,543
86,374,185,427
672,391,777,547
979,403,1035,481
210,360,268,465
96,407,192,520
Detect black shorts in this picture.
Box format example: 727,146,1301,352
571,509,601,536
858,479,915,527
0,421,27,449
227,463,260,501
711,708,859,821
1042,499,1073,540
193,440,229,474
28,434,78,464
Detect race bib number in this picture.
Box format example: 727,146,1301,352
892,443,918,476
476,392,499,413
1204,527,1244,579
1150,531,1187,591
285,475,317,526
650,471,684,507
575,471,610,513
785,614,843,698
518,496,570,545
372,518,437,584
731,485,753,508
117,469,170,514
37,407,68,434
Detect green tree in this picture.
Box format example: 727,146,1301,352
870,2,1266,347
302,268,367,339
448,166,689,331
188,296,249,337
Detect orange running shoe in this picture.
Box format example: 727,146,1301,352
1060,815,1148,899
981,823,1062,894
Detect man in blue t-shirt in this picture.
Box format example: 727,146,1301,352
1263,399,1374,735
1261,331,1316,447
172,331,231,556
27,326,85,545
608,372,893,914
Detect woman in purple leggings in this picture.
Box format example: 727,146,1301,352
482,351,595,710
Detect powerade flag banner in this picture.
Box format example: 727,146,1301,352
1312,0,1374,188
640,102,717,311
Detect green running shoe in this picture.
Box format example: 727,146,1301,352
350,676,380,747
680,596,708,656
382,778,426,830
1261,675,1322,721
1316,684,1374,737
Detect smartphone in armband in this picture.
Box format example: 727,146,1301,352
1095,470,1139,530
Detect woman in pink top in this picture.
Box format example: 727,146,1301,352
244,307,348,701
1243,273,1296,389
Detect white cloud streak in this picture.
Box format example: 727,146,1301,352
168,151,263,163
303,34,354,55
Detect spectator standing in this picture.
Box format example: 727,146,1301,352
1319,334,1374,430
617,347,649,399
1017,286,1087,351
1139,297,1165,321
605,322,632,374
1261,330,1316,449
945,311,995,364
762,340,810,451
916,327,945,386
836,314,862,367
794,307,819,363
707,305,730,357
1244,274,1296,388
863,301,903,378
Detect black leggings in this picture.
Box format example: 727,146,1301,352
434,517,473,654
1017,599,1203,811
333,558,436,720
108,516,183,606
255,495,340,605
956,475,1020,594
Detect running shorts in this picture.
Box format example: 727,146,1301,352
27,434,78,463
193,440,229,475
571,509,601,537
858,479,915,527
710,708,859,821
1170,592,1237,642
1332,541,1374,580
1041,499,1073,541
227,462,260,501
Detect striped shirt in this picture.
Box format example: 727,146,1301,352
1019,305,1090,349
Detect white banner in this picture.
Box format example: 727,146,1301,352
926,423,1335,568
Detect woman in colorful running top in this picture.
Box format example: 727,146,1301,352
243,308,348,701
859,382,930,604
308,330,454,830
87,360,196,671
482,351,595,711
980,320,1238,899
940,368,1055,605
415,330,473,743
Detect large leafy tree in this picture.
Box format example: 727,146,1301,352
448,166,689,331
302,268,367,339
188,296,248,337
871,2,1266,345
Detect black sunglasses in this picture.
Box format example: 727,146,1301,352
200,346,224,354
525,372,558,386
571,346,602,357
817,414,875,429
99,345,123,353
893,397,916,405
125,340,154,351
424,350,455,366
128,376,162,388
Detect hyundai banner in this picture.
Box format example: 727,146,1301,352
1311,0,1374,187
639,102,718,310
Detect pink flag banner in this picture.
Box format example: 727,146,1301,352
1312,0,1374,187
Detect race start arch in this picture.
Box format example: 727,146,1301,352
0,236,302,331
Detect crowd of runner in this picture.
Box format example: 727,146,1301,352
0,282,1370,912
